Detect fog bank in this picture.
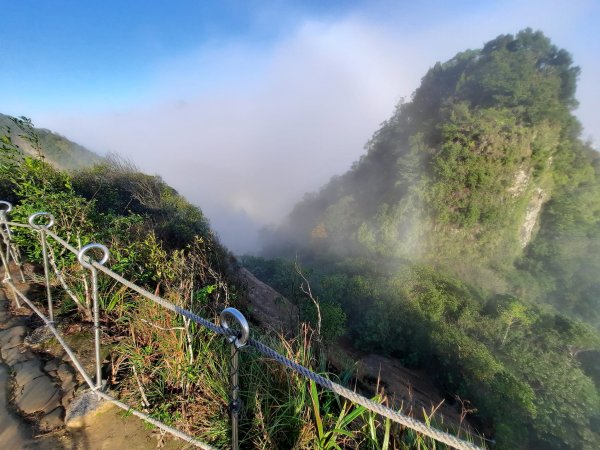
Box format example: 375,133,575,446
35,3,599,253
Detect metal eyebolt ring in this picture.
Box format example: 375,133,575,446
77,243,110,270
0,201,13,213
220,307,249,349
28,212,55,230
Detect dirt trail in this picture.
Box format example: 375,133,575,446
0,362,58,449
56,404,191,450
0,280,191,450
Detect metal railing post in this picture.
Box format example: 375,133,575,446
0,203,11,271
0,206,12,273
220,307,249,450
0,201,24,282
78,243,110,391
28,212,56,322
0,203,20,308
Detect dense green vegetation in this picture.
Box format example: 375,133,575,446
1,117,457,448
252,30,600,449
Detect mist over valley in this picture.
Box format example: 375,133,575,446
2,2,600,449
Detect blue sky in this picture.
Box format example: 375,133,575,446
5,1,597,116
2,1,362,111
2,0,599,252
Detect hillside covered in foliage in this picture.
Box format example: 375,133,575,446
249,29,600,449
1,117,448,448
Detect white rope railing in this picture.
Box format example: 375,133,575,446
0,201,484,450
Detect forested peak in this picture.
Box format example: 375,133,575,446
398,29,580,141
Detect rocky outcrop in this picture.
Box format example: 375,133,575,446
64,389,113,428
519,187,546,248
508,167,531,198
238,268,298,334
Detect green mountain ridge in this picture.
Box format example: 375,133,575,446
251,29,600,449
265,29,600,329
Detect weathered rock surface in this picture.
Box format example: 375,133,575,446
57,361,75,382
1,345,33,366
0,290,62,448
65,389,113,428
25,325,55,346
0,316,27,330
0,292,67,427
238,267,298,334
13,359,44,386
0,325,28,348
44,358,59,373
15,375,61,414
0,363,36,449
40,406,64,431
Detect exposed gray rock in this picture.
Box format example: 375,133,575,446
0,325,28,348
15,375,61,414
61,382,77,408
238,267,298,334
62,377,77,391
25,325,54,346
44,359,59,373
65,390,112,428
13,360,44,387
0,294,21,325
519,187,546,248
57,362,74,381
1,345,33,366
1,292,96,443
0,364,37,449
0,316,27,330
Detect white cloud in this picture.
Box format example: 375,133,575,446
36,2,599,253
39,19,416,252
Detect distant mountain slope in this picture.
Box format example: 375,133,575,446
0,113,102,170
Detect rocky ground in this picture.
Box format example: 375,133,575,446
0,288,64,448
0,278,191,449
